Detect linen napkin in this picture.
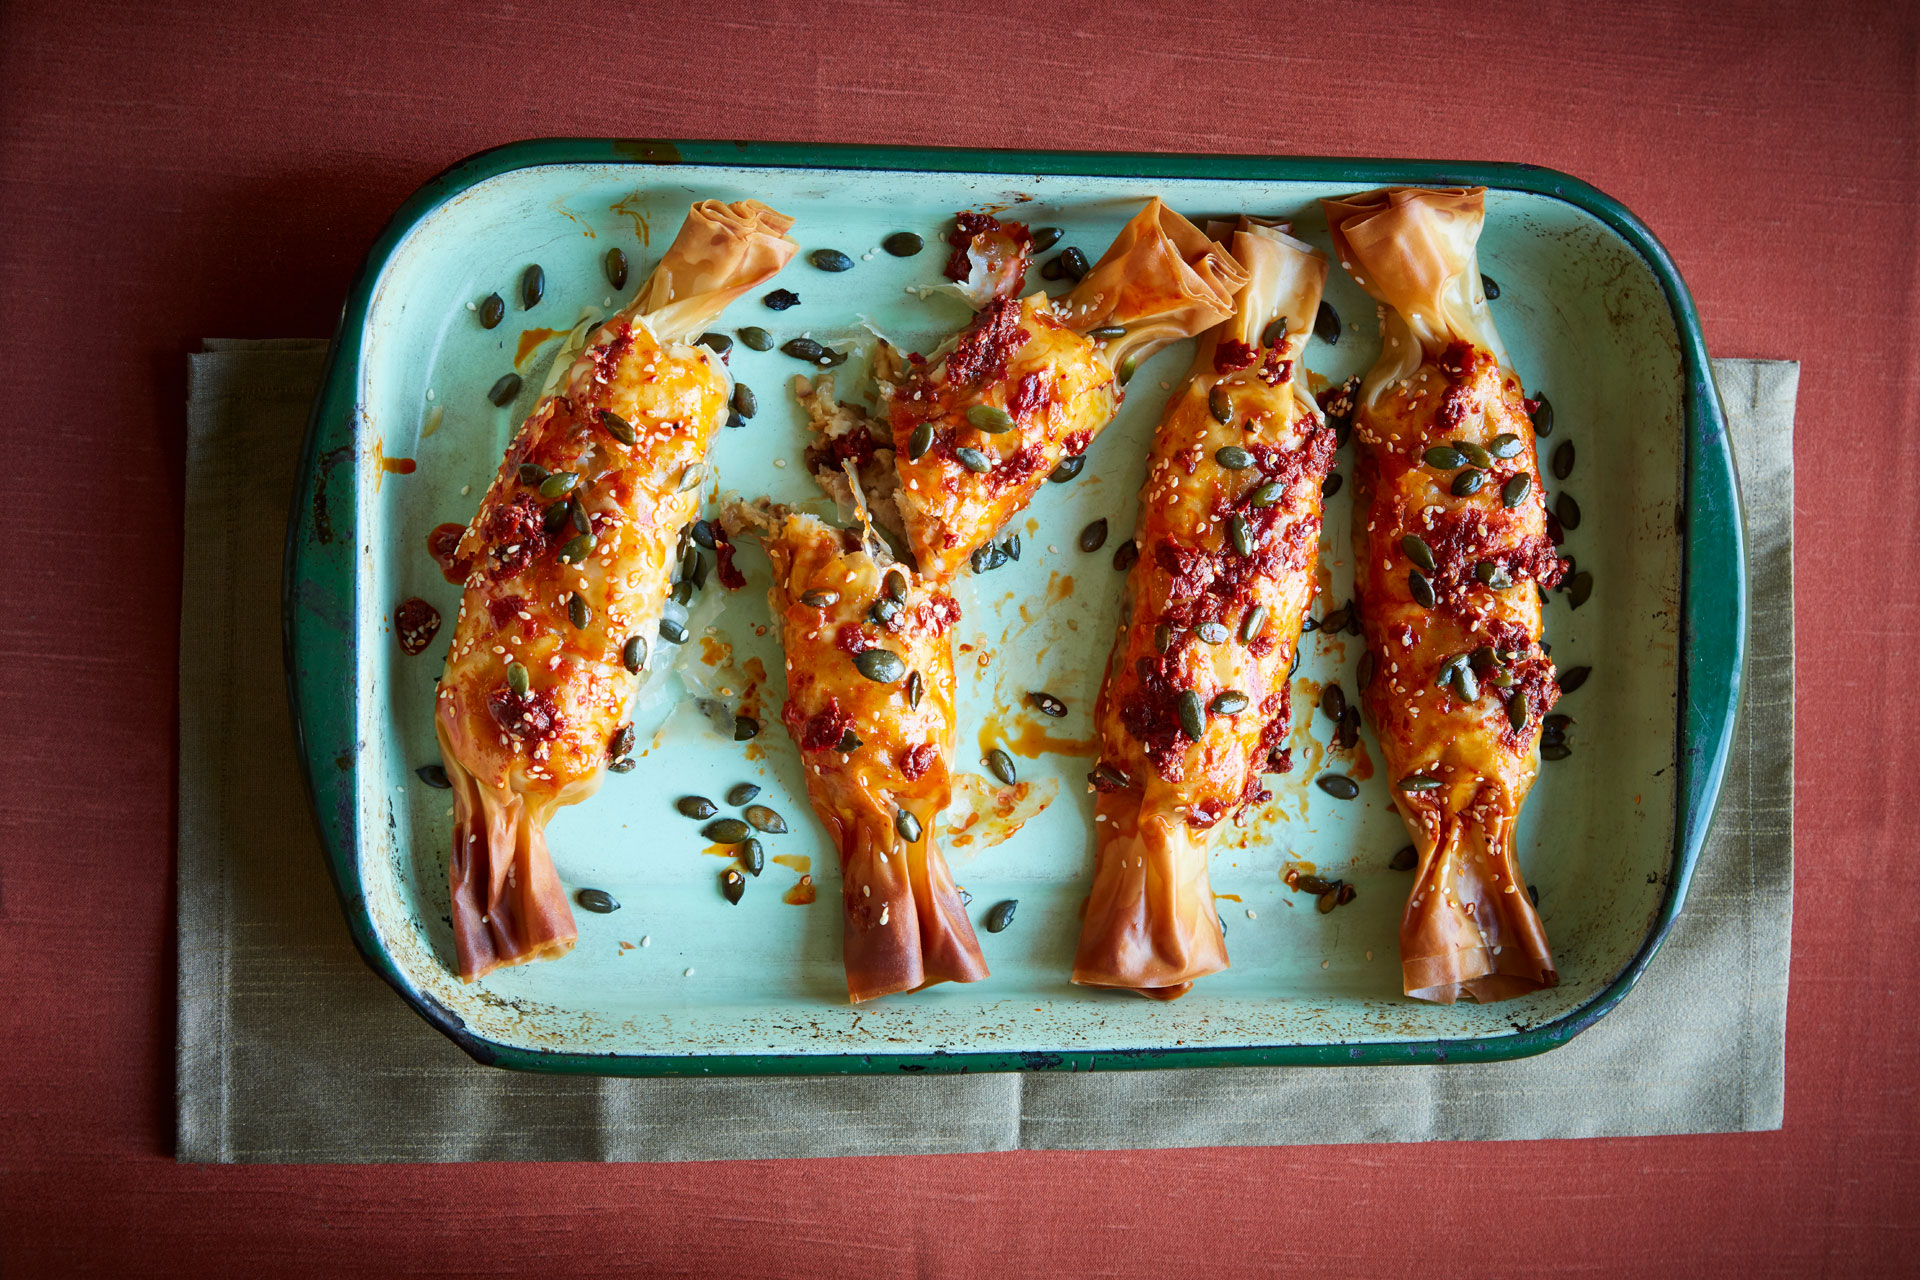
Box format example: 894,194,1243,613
177,344,1794,1161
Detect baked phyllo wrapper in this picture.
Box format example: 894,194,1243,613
1074,221,1334,998
433,200,798,981
730,502,988,1003
879,200,1246,578
1323,187,1564,1004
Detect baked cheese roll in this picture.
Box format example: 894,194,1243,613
734,505,988,1003
880,201,1246,579
433,200,798,981
1074,222,1334,998
1322,187,1563,1004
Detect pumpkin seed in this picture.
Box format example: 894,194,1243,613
1059,246,1089,280
1208,384,1233,424
882,231,924,257
738,837,764,877
616,635,646,674
838,729,862,752
659,617,689,644
895,807,922,843
505,661,529,696
984,900,1018,932
1507,693,1529,731
1555,492,1582,530
520,264,544,309
954,446,993,474
538,471,577,499
704,817,753,843
1091,762,1131,789
1261,316,1288,347
1322,473,1343,499
967,403,1015,433
577,888,620,914
1177,690,1206,740
1197,621,1229,644
1401,534,1436,571
558,533,593,564
566,494,590,535
1408,569,1435,609
1544,713,1573,732
907,421,934,462
678,464,704,493
1210,690,1249,715
1117,355,1139,384
1568,571,1594,609
1078,518,1109,553
906,670,924,708
720,868,746,904
1475,560,1514,589
987,747,1018,786
596,245,626,289
1336,705,1361,750
1358,650,1376,689
1320,683,1346,721
677,795,717,819
1526,395,1555,440
1319,605,1348,634
1215,445,1253,470
1481,273,1501,299
487,373,522,406
874,569,903,604
601,724,633,762
1028,691,1067,718
1502,473,1532,508
734,715,759,740
692,332,730,357
1558,665,1591,694
1545,440,1574,480
1541,742,1572,761
738,326,774,351
1389,845,1418,871
1316,774,1359,800
722,383,756,421
799,588,840,609
1313,301,1341,345
1397,775,1440,792
855,648,906,684
781,337,824,362
1154,623,1173,653
1424,445,1466,470
1239,604,1267,643
518,462,549,486
764,289,799,311
716,783,758,807
1228,514,1253,557
1454,439,1493,469
869,596,901,627
1031,226,1064,251
479,293,505,329
1452,468,1487,497
744,804,788,834
1452,663,1480,702
568,592,592,629
1250,480,1285,507
416,763,451,789
810,248,854,272
1088,324,1126,340
1040,255,1064,281
1108,538,1138,572
1489,432,1523,459
1049,454,1085,483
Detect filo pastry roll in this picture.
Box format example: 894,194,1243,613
877,201,1246,578
433,200,798,980
1072,221,1335,998
1321,187,1563,1003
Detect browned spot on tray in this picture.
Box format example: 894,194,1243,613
772,853,810,873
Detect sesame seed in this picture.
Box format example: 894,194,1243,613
683,967,695,977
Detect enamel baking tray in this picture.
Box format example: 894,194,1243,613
285,140,1744,1075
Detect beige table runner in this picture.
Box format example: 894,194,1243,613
177,344,1795,1162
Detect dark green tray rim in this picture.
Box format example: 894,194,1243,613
284,138,1747,1077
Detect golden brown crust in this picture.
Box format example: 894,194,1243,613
750,509,988,1002
1326,188,1561,1005
434,201,797,982
1074,222,1332,997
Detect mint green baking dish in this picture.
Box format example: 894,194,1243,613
284,140,1744,1075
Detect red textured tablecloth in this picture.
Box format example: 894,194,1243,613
2,1,1912,1273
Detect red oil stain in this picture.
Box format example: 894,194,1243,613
783,875,817,905
772,854,810,873
1214,892,1242,903
515,327,570,368
978,708,1096,760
